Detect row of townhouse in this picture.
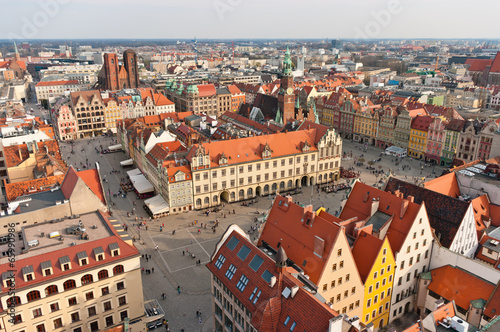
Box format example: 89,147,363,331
53,88,175,140
164,81,245,117
318,91,500,166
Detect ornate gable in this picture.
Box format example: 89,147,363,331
262,142,272,159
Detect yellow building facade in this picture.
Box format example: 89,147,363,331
104,99,122,134
353,234,395,329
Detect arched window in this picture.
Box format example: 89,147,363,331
45,285,58,296
239,189,244,198
113,265,124,275
287,180,293,188
27,290,41,302
213,195,218,203
279,181,285,190
204,197,209,204
63,279,76,290
272,183,277,191
98,269,109,280
264,184,269,193
7,296,21,306
81,274,93,285
247,188,253,196
318,174,322,182
196,198,202,206
230,192,235,199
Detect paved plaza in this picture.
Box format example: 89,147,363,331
59,136,446,332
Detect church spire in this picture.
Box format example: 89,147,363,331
275,106,282,124
13,40,20,61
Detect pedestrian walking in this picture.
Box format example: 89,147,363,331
155,245,159,250
149,254,151,259
152,267,154,273
177,286,181,294
199,317,202,325
196,310,199,317
182,250,185,256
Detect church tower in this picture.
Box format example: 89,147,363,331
278,47,295,124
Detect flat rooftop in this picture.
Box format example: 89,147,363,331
0,211,113,263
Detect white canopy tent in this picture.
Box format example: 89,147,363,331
108,144,122,151
120,159,134,166
130,174,154,194
144,195,169,216
127,168,142,178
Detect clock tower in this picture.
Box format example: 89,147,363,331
278,47,295,124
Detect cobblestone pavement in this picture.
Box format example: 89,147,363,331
60,137,446,332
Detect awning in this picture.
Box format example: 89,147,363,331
144,195,169,215
130,174,154,194
127,168,142,178
120,159,134,166
108,144,122,151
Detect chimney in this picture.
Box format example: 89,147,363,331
407,195,414,203
400,199,409,218
18,147,22,160
370,198,380,217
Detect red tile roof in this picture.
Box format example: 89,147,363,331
187,129,319,168
4,175,65,202
430,302,455,326
411,115,434,131
227,84,242,95
0,211,139,298
197,84,216,97
424,172,460,198
4,140,62,168
258,196,345,284
36,80,79,87
484,281,500,319
341,181,422,252
351,232,384,282
77,169,106,205
489,52,500,74
427,265,495,311
206,228,344,332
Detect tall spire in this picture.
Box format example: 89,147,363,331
282,46,292,76
275,106,282,124
13,40,20,61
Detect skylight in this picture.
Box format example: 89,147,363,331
262,270,274,283
225,264,237,280
236,275,249,292
237,245,251,260
227,236,240,251
249,255,264,272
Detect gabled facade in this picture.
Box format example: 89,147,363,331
352,234,395,329
425,117,447,164
70,90,106,138
341,181,434,322
258,196,364,318
441,119,466,166
376,106,397,148
55,105,77,141
408,115,433,159
393,108,412,149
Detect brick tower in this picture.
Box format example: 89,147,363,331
103,53,119,91
123,49,139,89
278,47,295,124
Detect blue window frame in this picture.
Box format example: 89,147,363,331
225,264,237,280
237,245,251,260
236,275,249,292
249,255,263,271
215,254,226,269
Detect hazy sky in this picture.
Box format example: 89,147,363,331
2,0,499,40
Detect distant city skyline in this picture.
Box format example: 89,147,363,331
2,0,500,41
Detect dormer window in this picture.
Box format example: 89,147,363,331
22,265,35,282
59,256,71,271
41,261,53,276
93,247,105,261
198,155,204,166
2,271,14,288
109,243,120,257
77,251,88,266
